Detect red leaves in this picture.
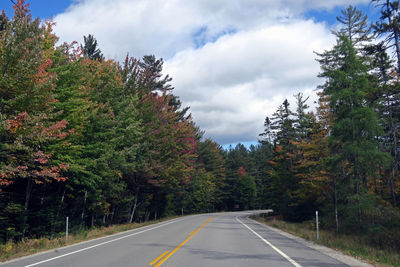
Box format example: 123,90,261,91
7,112,72,141
0,172,15,191
40,119,69,138
13,0,30,19
238,166,247,176
30,150,68,183
33,166,67,183
34,59,53,86
17,165,28,171
59,163,69,170
37,119,74,140
34,150,50,164
7,111,28,133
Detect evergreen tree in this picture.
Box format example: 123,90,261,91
318,35,389,228
293,93,313,141
81,34,103,62
333,5,373,48
373,0,400,70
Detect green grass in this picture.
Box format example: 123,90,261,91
251,215,400,267
0,216,179,263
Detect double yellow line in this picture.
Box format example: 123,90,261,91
149,217,214,267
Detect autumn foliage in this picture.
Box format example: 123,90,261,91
0,1,223,242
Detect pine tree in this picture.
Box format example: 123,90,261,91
333,5,373,48
373,0,400,71
293,93,313,141
81,34,103,62
317,35,389,228
366,41,399,206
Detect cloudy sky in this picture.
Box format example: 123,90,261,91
2,0,379,147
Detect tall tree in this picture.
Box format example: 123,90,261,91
373,0,400,70
81,34,103,62
333,5,373,48
318,35,389,227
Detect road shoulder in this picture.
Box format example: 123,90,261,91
248,217,372,267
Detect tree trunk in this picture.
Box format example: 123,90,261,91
52,186,66,235
22,178,33,239
390,171,397,207
334,176,339,233
110,206,116,225
91,214,94,228
386,0,400,71
387,90,398,207
129,187,139,224
81,190,87,227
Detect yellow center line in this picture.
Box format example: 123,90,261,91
153,216,215,267
149,250,170,266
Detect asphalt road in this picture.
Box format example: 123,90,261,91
1,211,350,267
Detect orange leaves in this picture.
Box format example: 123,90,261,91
33,150,50,164
13,0,30,19
40,119,73,139
17,165,28,171
7,112,72,141
59,163,69,171
0,173,13,188
30,150,68,183
34,58,54,86
7,111,28,133
32,166,67,183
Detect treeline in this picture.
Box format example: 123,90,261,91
255,3,400,250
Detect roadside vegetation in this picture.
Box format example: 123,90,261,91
252,214,400,267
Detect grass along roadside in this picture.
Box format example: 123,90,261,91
0,216,180,263
250,215,400,267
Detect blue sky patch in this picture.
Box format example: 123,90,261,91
1,0,72,19
305,3,380,27
193,26,237,49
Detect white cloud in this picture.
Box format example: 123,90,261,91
53,0,369,145
54,0,368,59
165,20,334,144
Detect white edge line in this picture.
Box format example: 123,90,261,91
24,218,185,267
236,217,302,267
1,216,196,266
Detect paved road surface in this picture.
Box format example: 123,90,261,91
1,211,350,267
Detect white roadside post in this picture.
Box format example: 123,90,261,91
316,211,319,240
66,216,69,241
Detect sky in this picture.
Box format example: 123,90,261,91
1,0,380,148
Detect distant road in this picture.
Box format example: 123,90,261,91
1,211,350,267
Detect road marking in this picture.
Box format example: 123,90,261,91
24,218,185,267
236,217,303,267
154,216,214,267
149,250,169,266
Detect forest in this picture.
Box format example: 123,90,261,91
0,0,399,252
